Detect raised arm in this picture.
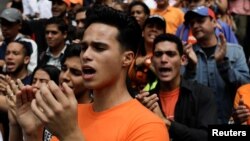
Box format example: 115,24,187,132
31,81,85,141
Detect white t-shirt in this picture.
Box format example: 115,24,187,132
143,0,156,9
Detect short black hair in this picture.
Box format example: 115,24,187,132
32,65,61,85
127,1,150,16
61,43,82,65
143,15,166,33
46,17,68,33
13,40,33,56
75,7,87,15
153,33,183,56
85,4,142,54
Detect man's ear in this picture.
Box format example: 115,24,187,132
142,30,145,37
122,51,134,67
181,54,188,66
24,56,30,65
212,18,218,28
64,32,68,40
18,23,22,31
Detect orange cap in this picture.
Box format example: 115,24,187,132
63,0,71,7
70,0,83,5
50,0,71,7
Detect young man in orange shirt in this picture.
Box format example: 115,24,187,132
14,5,170,141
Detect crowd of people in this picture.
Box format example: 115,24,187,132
0,0,250,141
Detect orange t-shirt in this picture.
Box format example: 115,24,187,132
151,6,184,34
234,84,250,124
51,99,169,141
159,88,180,120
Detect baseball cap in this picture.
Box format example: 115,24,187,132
70,0,83,5
0,8,22,23
143,15,166,31
184,6,216,24
49,0,71,7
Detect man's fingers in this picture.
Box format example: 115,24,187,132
31,99,49,123
61,82,77,103
142,94,158,107
135,91,150,100
149,102,159,111
17,79,24,90
219,33,226,45
145,94,159,108
46,81,68,104
9,80,19,94
36,87,58,120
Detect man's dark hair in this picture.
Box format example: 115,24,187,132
153,33,183,56
31,65,60,85
13,40,33,56
46,17,68,33
85,4,142,54
60,43,82,65
127,1,150,16
76,7,87,15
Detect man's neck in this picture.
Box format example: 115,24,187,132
49,43,65,57
92,76,133,112
157,3,168,10
9,69,29,81
198,35,218,48
76,90,92,104
159,75,181,92
5,36,17,43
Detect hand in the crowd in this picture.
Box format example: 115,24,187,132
136,91,159,111
183,43,197,69
233,97,250,124
152,102,172,129
0,75,11,111
214,33,227,63
6,83,18,125
14,79,42,135
6,79,23,141
136,91,171,129
0,74,8,95
136,55,151,66
0,60,5,68
31,81,82,140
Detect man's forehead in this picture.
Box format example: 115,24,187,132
7,43,23,50
189,14,207,21
84,23,118,37
186,0,205,3
155,41,178,50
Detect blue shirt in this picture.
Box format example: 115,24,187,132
183,43,250,124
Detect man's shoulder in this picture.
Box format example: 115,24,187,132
226,43,244,56
126,100,159,115
168,6,183,13
118,99,165,124
19,37,36,43
123,100,169,140
181,79,214,98
226,42,242,49
181,79,212,91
